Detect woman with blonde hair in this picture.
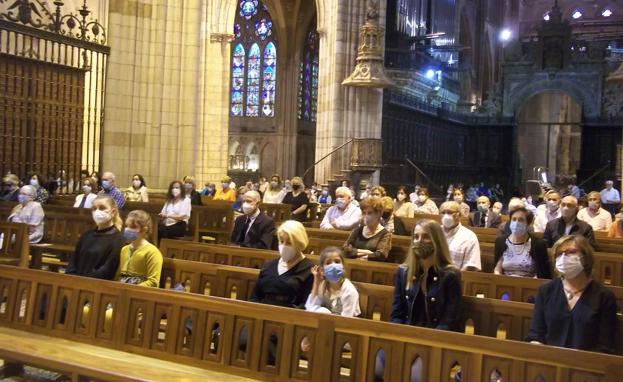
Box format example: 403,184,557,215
116,210,163,287
282,176,309,222
390,219,462,330
250,220,314,308
66,195,124,280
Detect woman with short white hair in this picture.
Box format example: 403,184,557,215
8,185,45,243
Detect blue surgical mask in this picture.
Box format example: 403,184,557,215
123,228,139,242
324,263,344,283
18,194,30,204
477,204,488,213
509,221,527,236
102,180,111,190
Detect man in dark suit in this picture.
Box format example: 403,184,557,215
230,190,275,249
469,196,501,228
543,195,595,248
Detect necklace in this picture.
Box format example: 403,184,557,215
505,237,529,257
562,279,590,300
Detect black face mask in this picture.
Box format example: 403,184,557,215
292,185,301,191
413,241,435,260
382,211,392,220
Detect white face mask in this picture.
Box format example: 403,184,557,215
441,213,456,229
242,202,255,215
82,185,92,194
453,195,463,203
171,187,181,197
555,254,584,279
92,210,112,225
588,201,599,210
133,180,141,188
561,206,576,219
30,179,39,187
546,200,559,211
397,194,406,202
278,244,297,262
418,195,427,203
364,213,379,227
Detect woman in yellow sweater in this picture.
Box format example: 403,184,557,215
117,210,163,287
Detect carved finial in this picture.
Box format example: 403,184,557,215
366,0,379,22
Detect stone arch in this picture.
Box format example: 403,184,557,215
245,142,260,171
260,141,277,178
504,76,599,118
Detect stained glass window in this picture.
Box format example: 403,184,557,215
298,22,319,122
230,0,277,118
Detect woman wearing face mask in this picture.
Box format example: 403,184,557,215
73,178,98,208
452,188,470,218
262,174,286,204
66,196,124,280
527,235,617,353
27,173,50,204
8,185,45,243
125,174,149,202
318,187,332,204
157,181,192,243
213,176,236,202
282,176,309,222
250,220,314,308
393,186,415,218
343,197,392,262
201,182,216,198
391,219,462,329
493,208,551,278
116,210,163,287
305,247,361,316
182,175,202,205
413,187,439,215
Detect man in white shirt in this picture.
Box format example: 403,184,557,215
600,180,621,218
577,191,613,231
533,190,561,233
440,201,481,271
320,187,362,230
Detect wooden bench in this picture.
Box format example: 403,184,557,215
190,203,235,243
0,222,29,267
1,265,622,381
158,240,623,309
259,203,292,224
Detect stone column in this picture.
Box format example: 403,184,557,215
314,0,386,184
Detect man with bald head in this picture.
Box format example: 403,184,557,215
230,190,275,249
543,195,595,248
98,171,125,208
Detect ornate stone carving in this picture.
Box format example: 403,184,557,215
603,82,623,118
210,33,234,43
342,1,393,88
350,138,383,172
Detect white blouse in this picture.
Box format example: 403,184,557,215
161,198,192,226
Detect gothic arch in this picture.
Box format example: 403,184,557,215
505,76,599,118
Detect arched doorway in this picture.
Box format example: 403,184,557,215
517,91,582,186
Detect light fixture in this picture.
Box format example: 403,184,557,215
572,10,583,19
447,55,455,65
543,13,550,21
425,69,435,79
499,29,512,41
602,8,613,17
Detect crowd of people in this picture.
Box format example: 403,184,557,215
1,170,620,359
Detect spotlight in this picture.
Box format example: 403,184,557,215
543,13,550,21
572,10,582,19
425,69,435,79
602,9,612,17
499,29,511,41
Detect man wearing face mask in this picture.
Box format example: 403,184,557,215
543,196,595,248
534,190,561,233
469,196,501,228
230,191,275,249
577,191,613,232
413,187,439,215
213,176,237,202
320,187,362,230
98,171,126,209
8,185,44,243
439,201,481,271
318,186,332,204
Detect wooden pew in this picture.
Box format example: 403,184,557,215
190,203,235,243
0,222,29,267
260,203,292,224
158,240,623,309
1,265,621,381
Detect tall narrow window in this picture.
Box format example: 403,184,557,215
230,1,277,118
298,22,319,122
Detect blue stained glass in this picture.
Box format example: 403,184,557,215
231,43,246,117
246,43,261,116
234,23,241,39
239,0,258,20
255,19,272,40
262,42,276,117
298,26,319,122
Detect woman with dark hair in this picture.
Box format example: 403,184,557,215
527,235,617,353
413,187,439,214
157,180,191,242
27,172,50,204
182,175,203,205
393,185,415,218
343,197,392,262
125,174,149,202
494,207,552,279
452,188,471,218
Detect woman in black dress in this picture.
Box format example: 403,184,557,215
282,177,309,222
343,197,392,262
527,235,617,353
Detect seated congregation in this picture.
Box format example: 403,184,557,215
1,171,622,381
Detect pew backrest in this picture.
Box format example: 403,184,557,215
0,222,29,267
